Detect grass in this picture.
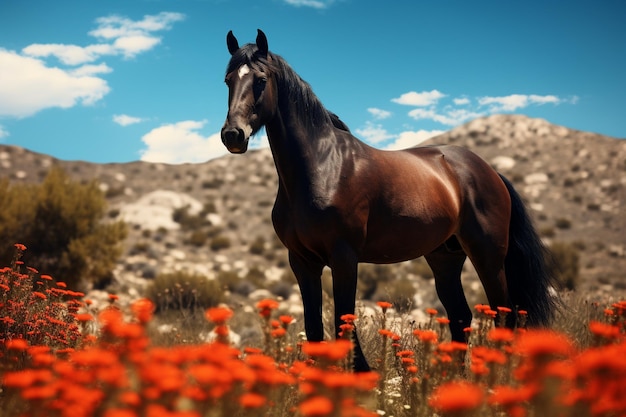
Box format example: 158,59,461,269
1,244,626,417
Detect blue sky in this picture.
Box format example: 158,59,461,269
0,0,624,164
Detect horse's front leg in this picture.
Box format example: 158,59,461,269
330,244,370,372
289,251,325,342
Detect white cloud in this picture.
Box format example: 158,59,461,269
22,12,184,65
113,114,144,126
478,94,562,112
367,108,392,120
392,90,446,107
408,107,484,126
355,122,394,144
140,120,228,164
70,63,113,77
0,125,9,140
453,97,470,106
384,129,445,150
283,0,333,8
3,12,184,119
0,49,110,118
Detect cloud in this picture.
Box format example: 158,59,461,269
392,90,446,106
367,108,392,120
384,129,445,150
453,97,470,106
355,122,394,144
0,125,9,140
408,107,484,126
283,0,334,8
140,120,229,164
23,12,184,65
113,114,144,126
3,12,184,119
0,49,110,118
477,94,561,112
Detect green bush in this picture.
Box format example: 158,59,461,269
147,271,225,312
0,167,126,290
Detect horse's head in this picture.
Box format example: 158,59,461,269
221,30,277,154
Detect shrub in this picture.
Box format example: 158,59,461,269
555,217,572,229
172,206,209,230
0,167,126,290
210,235,231,251
187,230,208,247
249,236,266,255
147,271,225,312
550,241,580,291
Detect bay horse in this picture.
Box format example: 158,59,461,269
221,30,556,371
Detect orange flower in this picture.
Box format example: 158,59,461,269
429,380,484,413
131,298,155,324
239,392,266,408
413,329,438,343
589,320,620,339
257,299,279,318
426,308,439,316
488,327,515,343
489,384,536,408
74,313,94,322
6,338,29,350
32,291,47,300
299,395,334,416
436,317,450,325
377,301,393,312
302,340,353,362
279,315,295,325
205,306,234,325
108,294,119,301
103,409,138,417
271,327,287,338
340,313,357,324
514,329,575,359
14,243,27,251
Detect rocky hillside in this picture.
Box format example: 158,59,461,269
1,114,625,311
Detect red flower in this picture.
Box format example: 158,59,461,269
299,395,334,416
239,392,266,408
429,381,484,413
377,301,393,312
256,299,279,318
131,298,155,324
426,308,439,316
205,306,234,325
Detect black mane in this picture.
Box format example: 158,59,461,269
226,43,349,134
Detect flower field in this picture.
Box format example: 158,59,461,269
1,244,626,417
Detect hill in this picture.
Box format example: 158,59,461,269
1,114,625,309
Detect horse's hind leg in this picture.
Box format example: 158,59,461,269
425,247,471,342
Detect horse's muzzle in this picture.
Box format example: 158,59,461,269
221,126,249,154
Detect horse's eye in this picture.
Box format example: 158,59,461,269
255,77,267,86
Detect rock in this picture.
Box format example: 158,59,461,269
119,190,204,230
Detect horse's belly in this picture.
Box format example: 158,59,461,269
359,218,452,264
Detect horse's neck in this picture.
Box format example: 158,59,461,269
265,107,352,204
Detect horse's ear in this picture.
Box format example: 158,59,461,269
256,29,268,56
227,30,239,55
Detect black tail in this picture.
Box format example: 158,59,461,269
500,174,558,326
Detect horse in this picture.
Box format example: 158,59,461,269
221,29,557,371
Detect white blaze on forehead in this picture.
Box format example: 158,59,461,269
238,64,250,79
